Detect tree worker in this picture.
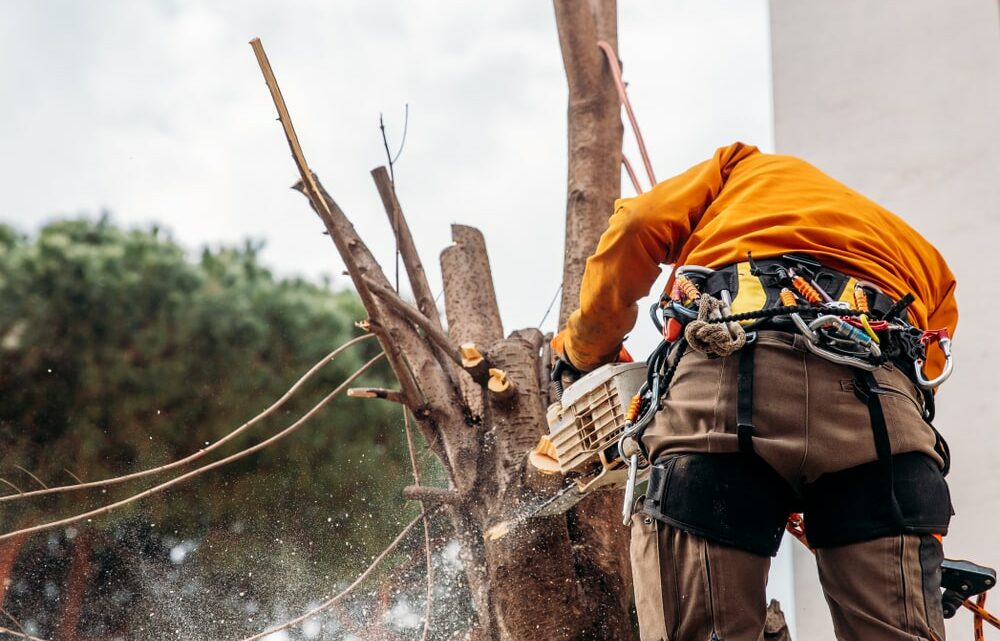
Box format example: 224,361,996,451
552,142,956,641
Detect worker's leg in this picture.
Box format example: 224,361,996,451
816,533,946,641
631,515,772,641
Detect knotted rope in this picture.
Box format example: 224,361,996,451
684,295,746,357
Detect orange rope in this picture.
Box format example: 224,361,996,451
597,40,656,188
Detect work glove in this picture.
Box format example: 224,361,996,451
550,330,633,369
550,330,633,392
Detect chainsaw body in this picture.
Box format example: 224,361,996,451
530,362,648,493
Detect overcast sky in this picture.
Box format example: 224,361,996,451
0,0,772,351
0,0,791,625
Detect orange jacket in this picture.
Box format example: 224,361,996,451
562,142,958,376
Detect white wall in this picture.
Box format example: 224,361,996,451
770,1,1000,639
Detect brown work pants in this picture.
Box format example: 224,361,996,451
631,331,949,641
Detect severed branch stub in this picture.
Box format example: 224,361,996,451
460,343,490,384
347,387,407,405
487,368,517,402
403,485,462,506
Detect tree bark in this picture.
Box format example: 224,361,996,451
256,6,635,638
554,0,625,328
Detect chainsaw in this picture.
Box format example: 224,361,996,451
523,361,649,519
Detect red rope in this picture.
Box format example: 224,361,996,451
622,155,642,194
597,40,656,189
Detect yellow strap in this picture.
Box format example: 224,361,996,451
731,261,767,324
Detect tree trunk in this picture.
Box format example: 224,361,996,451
255,4,633,638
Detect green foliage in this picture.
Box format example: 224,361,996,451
0,217,435,579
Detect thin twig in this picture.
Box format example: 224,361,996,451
0,609,27,639
379,113,402,291
0,480,22,496
12,467,46,490
0,626,47,641
404,411,434,641
0,334,375,504
0,354,385,541
241,507,436,641
390,104,409,165
250,37,427,411
62,469,84,485
362,276,464,369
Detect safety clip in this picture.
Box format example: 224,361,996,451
915,328,953,388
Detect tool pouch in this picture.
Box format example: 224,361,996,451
642,453,796,557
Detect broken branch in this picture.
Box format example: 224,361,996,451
362,276,464,369
347,387,407,405
403,485,462,506
371,166,442,330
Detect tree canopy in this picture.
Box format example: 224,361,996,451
0,217,440,638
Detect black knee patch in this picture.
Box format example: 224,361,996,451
642,453,796,557
803,452,953,548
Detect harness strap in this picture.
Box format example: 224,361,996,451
853,369,906,528
736,336,757,454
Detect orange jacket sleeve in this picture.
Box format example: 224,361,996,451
562,142,759,371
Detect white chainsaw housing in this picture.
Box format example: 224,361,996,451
530,362,647,493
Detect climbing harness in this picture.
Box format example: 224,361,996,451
618,253,956,525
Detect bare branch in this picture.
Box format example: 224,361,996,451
13,466,46,490
0,608,30,640
0,479,22,496
0,625,47,641
0,354,385,541
0,334,376,504
240,508,436,641
250,37,429,410
402,485,462,506
362,276,464,369
63,469,84,485
371,167,443,331
347,387,407,405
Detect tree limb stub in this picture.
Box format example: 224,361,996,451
362,275,465,370
403,485,462,505
371,167,442,330
347,387,407,405
460,343,491,385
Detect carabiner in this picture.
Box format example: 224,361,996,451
915,329,954,388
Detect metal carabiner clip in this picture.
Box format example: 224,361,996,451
621,451,640,526
915,329,954,388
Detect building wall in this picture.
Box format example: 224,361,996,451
769,1,1000,639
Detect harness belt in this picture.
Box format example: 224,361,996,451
638,253,954,553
